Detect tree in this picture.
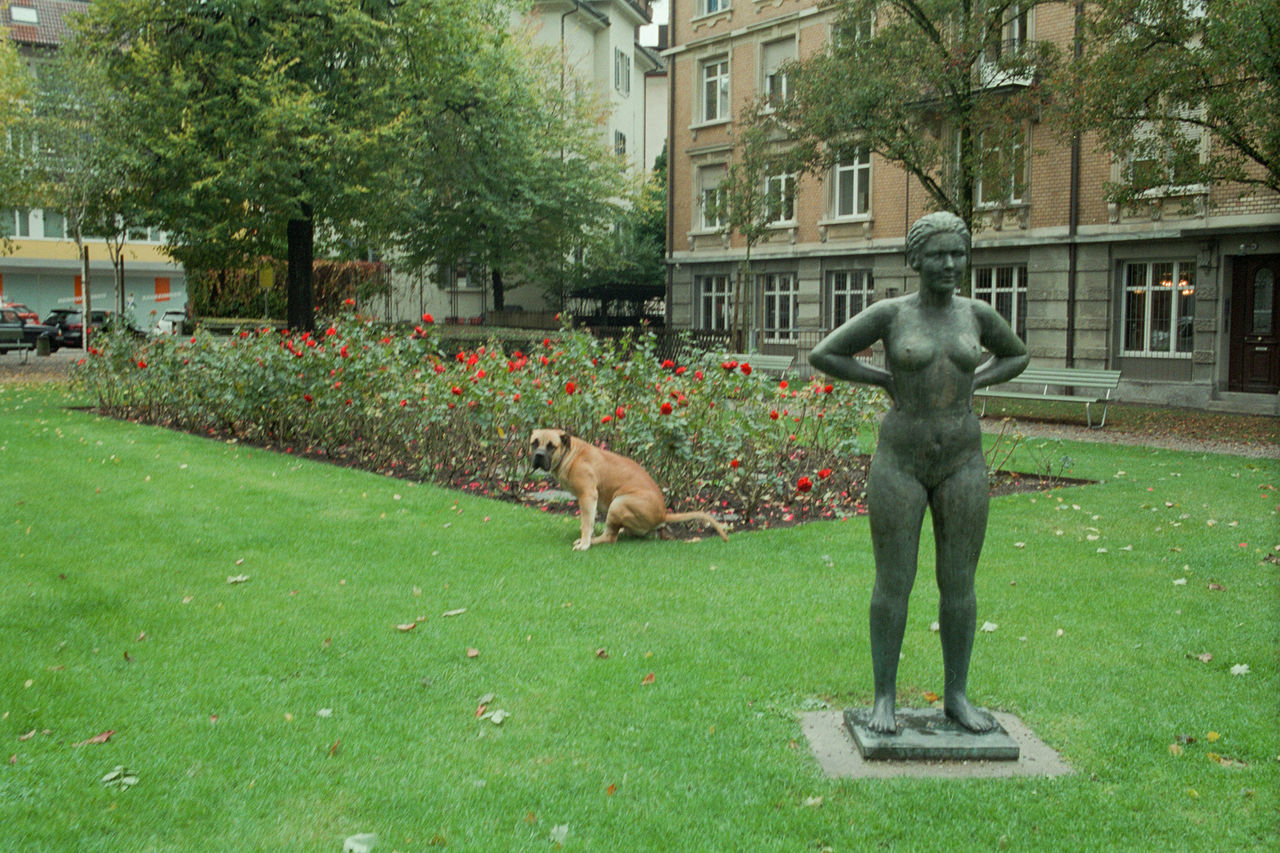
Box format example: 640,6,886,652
71,0,427,332
1067,0,1280,206
392,24,628,312
0,26,33,253
717,103,785,351
570,149,667,319
26,50,140,312
776,0,1060,242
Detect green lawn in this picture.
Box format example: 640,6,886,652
2,384,1277,851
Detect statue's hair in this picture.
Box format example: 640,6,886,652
905,211,971,270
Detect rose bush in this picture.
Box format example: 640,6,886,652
74,315,885,521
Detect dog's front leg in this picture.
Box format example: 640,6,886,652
573,490,598,551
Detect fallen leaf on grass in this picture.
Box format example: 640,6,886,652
922,691,940,703
1230,663,1251,676
1206,731,1220,743
395,622,417,632
466,648,480,659
72,730,115,747
803,796,824,807
1207,582,1225,591
100,766,138,790
549,825,569,845
1168,743,1183,756
980,622,999,633
226,575,250,585
442,608,467,618
18,730,35,742
606,783,617,796
1191,652,1213,663
641,672,656,685
595,648,609,659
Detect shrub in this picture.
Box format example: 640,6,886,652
73,315,885,519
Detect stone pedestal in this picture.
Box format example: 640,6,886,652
844,707,1020,761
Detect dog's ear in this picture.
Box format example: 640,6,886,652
558,429,572,448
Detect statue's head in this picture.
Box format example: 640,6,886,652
905,211,971,271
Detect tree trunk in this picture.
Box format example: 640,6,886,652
287,203,315,332
491,268,505,312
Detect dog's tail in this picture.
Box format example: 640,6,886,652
663,511,729,541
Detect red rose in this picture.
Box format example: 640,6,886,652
797,476,813,493
565,381,576,395
770,410,780,420
660,402,673,415
303,393,313,403
818,468,832,480
601,415,613,424
740,363,752,376
422,313,434,323
615,405,626,420
730,459,740,469
721,360,738,371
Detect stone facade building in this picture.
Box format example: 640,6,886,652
663,0,1280,414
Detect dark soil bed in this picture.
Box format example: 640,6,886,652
124,413,1090,540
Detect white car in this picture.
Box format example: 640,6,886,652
152,310,187,336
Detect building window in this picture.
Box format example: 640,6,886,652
614,131,627,156
42,210,67,239
764,172,796,224
698,274,733,331
760,272,798,343
985,3,1028,63
1128,124,1204,194
826,269,873,328
976,132,1027,208
700,0,729,15
614,49,631,96
762,37,795,109
1123,260,1195,357
973,264,1027,342
701,56,729,123
833,152,871,218
5,209,31,238
698,164,727,231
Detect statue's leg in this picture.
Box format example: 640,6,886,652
930,457,997,733
867,454,927,733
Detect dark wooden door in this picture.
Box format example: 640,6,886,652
1229,255,1280,393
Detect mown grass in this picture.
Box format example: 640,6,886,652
1,383,1276,851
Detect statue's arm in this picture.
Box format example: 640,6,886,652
808,301,895,392
972,300,1030,391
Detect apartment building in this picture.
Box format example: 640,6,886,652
664,0,1280,414
2,0,188,330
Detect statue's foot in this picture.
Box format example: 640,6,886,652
867,696,898,733
944,694,997,733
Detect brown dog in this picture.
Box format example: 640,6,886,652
529,428,728,550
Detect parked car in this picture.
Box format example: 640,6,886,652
1,301,39,325
150,309,187,336
0,308,60,354
42,309,111,348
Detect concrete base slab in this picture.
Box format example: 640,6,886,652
801,710,1074,779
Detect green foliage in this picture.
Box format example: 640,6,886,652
1067,0,1280,205
392,22,628,308
188,259,389,320
72,318,884,519
569,160,667,317
776,0,1060,233
0,26,33,250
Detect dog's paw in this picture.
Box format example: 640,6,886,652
572,539,591,551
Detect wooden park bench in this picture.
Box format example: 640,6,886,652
724,353,795,376
974,366,1122,429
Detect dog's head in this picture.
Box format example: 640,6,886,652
529,428,572,472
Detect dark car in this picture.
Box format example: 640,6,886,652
42,309,111,348
0,308,60,354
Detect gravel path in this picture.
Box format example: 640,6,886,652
5,347,1276,460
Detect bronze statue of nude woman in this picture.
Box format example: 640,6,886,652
808,211,1028,733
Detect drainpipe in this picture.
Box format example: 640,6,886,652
665,42,675,328
1065,3,1084,368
